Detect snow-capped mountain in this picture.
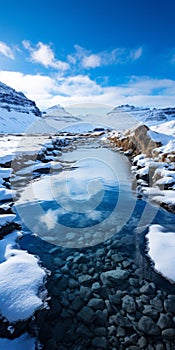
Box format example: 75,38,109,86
107,104,175,127
0,81,41,133
43,104,72,118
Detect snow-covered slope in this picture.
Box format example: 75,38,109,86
107,104,175,127
0,81,41,133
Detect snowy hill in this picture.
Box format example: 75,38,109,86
107,104,175,127
43,104,72,118
0,81,41,133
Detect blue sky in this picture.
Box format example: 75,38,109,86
0,0,175,110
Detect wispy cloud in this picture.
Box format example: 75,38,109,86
130,47,143,61
0,41,15,59
69,45,143,69
22,41,70,71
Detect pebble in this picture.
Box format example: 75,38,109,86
138,315,160,335
77,306,94,324
122,295,136,314
100,268,129,286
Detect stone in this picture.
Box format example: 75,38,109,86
138,316,160,335
111,253,124,263
94,310,108,326
122,295,136,314
68,278,79,289
74,253,88,264
70,296,83,312
53,257,64,267
108,325,116,336
162,328,175,339
79,286,91,302
76,324,92,338
109,293,122,306
92,336,108,349
91,282,101,293
142,305,159,319
164,299,175,313
77,306,94,324
150,296,163,312
94,327,106,337
88,298,105,310
138,336,147,349
116,326,126,337
78,274,94,286
139,282,156,295
111,313,132,328
100,268,128,286
157,313,172,329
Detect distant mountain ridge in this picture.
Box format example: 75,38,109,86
107,104,175,126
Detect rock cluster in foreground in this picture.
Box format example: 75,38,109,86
31,237,175,350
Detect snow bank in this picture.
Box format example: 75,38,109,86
0,231,46,322
147,130,172,145
146,224,175,282
0,333,36,350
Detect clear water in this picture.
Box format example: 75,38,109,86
15,146,175,253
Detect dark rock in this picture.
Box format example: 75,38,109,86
138,316,160,335
108,325,116,336
77,306,94,324
92,336,108,349
162,328,175,339
109,293,122,306
122,295,136,314
150,296,164,312
164,299,175,313
142,305,159,319
100,268,128,286
139,282,156,295
78,274,94,286
79,286,91,302
68,278,79,289
88,298,105,310
138,336,147,349
116,326,126,337
94,327,106,336
157,313,172,329
111,313,132,328
91,282,101,293
76,324,92,338
53,257,65,267
70,296,83,312
94,310,108,326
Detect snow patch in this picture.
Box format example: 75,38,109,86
147,224,175,282
0,231,46,322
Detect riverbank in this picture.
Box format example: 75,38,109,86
104,124,175,214
0,130,175,349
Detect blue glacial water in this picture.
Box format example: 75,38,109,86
14,146,175,256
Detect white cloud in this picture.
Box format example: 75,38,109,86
22,41,69,71
82,54,101,68
71,45,142,69
0,70,175,110
130,47,143,61
0,41,14,59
